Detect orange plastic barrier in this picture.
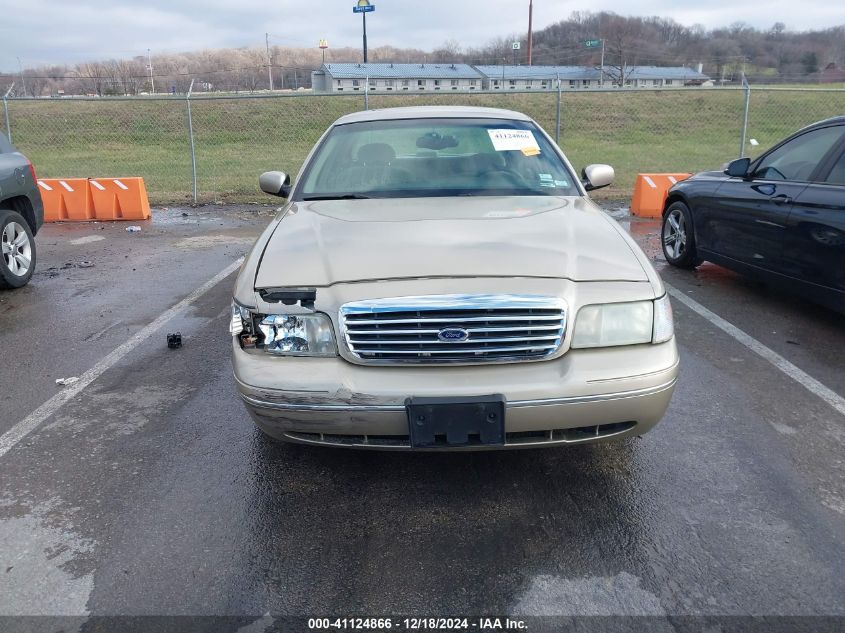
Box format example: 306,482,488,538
88,178,151,221
38,177,151,222
38,179,94,222
630,173,691,218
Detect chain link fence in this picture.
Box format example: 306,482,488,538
2,86,843,205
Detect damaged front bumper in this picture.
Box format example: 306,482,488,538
232,338,679,450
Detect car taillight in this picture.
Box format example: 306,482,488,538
27,160,37,183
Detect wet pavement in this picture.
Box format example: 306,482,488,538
0,206,843,627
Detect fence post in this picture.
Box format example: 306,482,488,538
555,74,561,144
364,74,369,111
739,73,750,158
186,79,198,203
3,82,14,143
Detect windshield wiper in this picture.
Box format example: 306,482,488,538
301,193,372,201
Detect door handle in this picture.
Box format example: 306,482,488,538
771,194,792,205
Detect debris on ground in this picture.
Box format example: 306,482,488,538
60,261,95,270
125,226,142,233
55,377,80,386
167,332,183,349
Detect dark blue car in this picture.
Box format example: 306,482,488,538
662,116,845,313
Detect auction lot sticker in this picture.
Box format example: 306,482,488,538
487,129,541,153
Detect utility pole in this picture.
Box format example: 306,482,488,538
527,1,534,66
147,49,155,94
16,57,26,97
600,39,605,87
265,33,274,91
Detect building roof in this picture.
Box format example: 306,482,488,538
474,65,601,80
334,106,533,126
318,63,710,83
321,63,483,79
474,65,709,81
625,66,709,80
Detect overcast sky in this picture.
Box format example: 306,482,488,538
1,0,843,70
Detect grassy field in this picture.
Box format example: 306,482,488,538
2,88,842,204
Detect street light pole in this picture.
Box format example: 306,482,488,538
16,57,26,97
266,33,274,91
147,49,155,94
362,11,368,63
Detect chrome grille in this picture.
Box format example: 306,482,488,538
340,295,566,364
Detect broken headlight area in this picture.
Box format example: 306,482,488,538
231,302,337,356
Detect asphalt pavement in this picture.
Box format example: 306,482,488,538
0,206,842,631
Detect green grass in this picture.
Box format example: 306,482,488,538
2,88,842,204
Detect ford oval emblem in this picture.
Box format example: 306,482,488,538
438,327,469,342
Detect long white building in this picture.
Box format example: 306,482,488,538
312,63,710,93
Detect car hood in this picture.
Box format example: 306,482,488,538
253,196,648,288
693,170,728,180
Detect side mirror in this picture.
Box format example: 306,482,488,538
259,171,291,197
725,158,751,178
581,164,614,191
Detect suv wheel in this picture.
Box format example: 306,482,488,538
0,209,36,289
662,202,701,268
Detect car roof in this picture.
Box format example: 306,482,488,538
333,106,533,126
797,115,845,133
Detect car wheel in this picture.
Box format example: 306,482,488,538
662,202,700,269
0,209,36,289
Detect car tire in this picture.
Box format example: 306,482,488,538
662,202,701,269
0,209,36,289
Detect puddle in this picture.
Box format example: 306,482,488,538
513,572,666,616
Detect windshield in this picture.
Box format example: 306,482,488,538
296,117,579,200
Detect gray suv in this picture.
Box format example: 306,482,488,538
0,134,43,288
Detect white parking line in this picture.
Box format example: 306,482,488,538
666,284,845,417
0,257,244,459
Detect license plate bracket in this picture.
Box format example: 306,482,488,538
405,395,506,448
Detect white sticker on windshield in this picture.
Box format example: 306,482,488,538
488,129,541,153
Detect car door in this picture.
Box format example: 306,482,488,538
0,136,25,201
781,134,845,295
702,125,845,274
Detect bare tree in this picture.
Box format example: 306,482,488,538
77,62,107,96
601,15,642,86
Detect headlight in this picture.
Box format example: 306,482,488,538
230,302,251,336
572,295,675,349
258,313,337,356
572,300,654,348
